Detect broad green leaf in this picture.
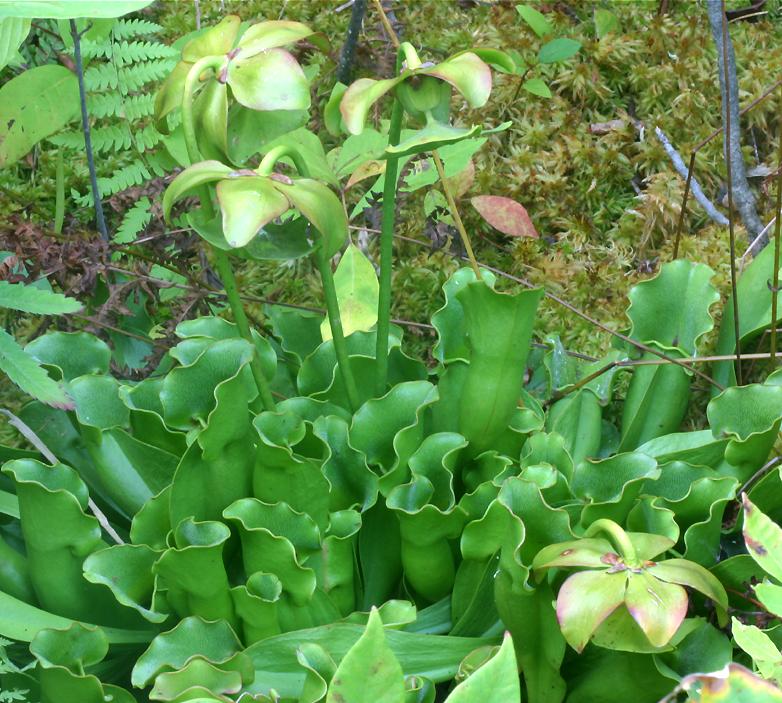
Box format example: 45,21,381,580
0,590,154,644
444,633,519,702
30,623,108,671
181,15,240,61
150,658,245,701
132,617,246,688
227,48,310,111
0,1,153,18
471,48,516,73
326,608,405,703
0,65,78,166
244,622,499,699
756,582,782,617
0,280,81,314
743,495,782,582
386,121,482,159
538,38,582,64
0,328,73,408
321,244,379,341
627,260,719,356
522,78,552,98
516,4,552,37
0,17,29,70
732,618,782,667
595,8,620,38
26,331,111,380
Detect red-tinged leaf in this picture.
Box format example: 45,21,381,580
470,195,538,238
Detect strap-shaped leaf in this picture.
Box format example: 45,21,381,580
0,17,30,71
0,328,73,408
216,176,290,247
272,178,348,258
162,160,234,222
227,48,310,111
340,76,406,135
237,19,328,55
422,52,492,108
0,280,81,314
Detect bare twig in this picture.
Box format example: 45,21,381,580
717,0,743,384
69,20,108,241
708,0,765,252
655,127,728,227
0,409,124,545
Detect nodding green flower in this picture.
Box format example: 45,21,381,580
340,42,500,157
155,16,328,159
532,519,728,653
162,154,346,254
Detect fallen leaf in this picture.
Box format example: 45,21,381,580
470,195,538,238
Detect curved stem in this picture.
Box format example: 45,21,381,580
181,55,275,411
375,95,405,396
399,41,421,69
432,149,481,278
257,145,311,178
584,519,639,565
316,246,361,411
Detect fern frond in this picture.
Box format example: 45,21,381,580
50,125,133,153
86,92,124,118
117,59,175,93
112,18,163,39
123,93,156,120
97,160,151,199
134,123,162,152
112,40,178,67
84,62,119,91
115,197,152,243
80,39,113,59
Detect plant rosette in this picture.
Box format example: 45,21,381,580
339,42,506,157
532,519,728,653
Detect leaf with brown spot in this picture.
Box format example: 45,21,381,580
470,195,538,238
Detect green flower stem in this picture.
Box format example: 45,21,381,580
374,96,404,396
316,245,361,412
584,519,639,566
182,55,276,411
432,149,481,278
259,144,361,411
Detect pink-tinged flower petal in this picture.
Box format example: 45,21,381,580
624,571,687,648
237,20,329,56
271,178,347,258
163,161,235,222
556,570,627,653
182,15,241,62
627,533,676,561
227,49,310,112
339,76,406,135
422,52,492,107
216,177,290,248
533,538,616,572
646,558,728,620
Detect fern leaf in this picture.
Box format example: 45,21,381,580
86,91,124,118
123,93,155,120
0,281,82,314
84,61,118,91
112,18,163,39
115,197,152,243
51,125,133,153
134,123,161,152
112,40,178,67
117,59,175,93
79,39,113,59
76,160,151,206
0,329,74,409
